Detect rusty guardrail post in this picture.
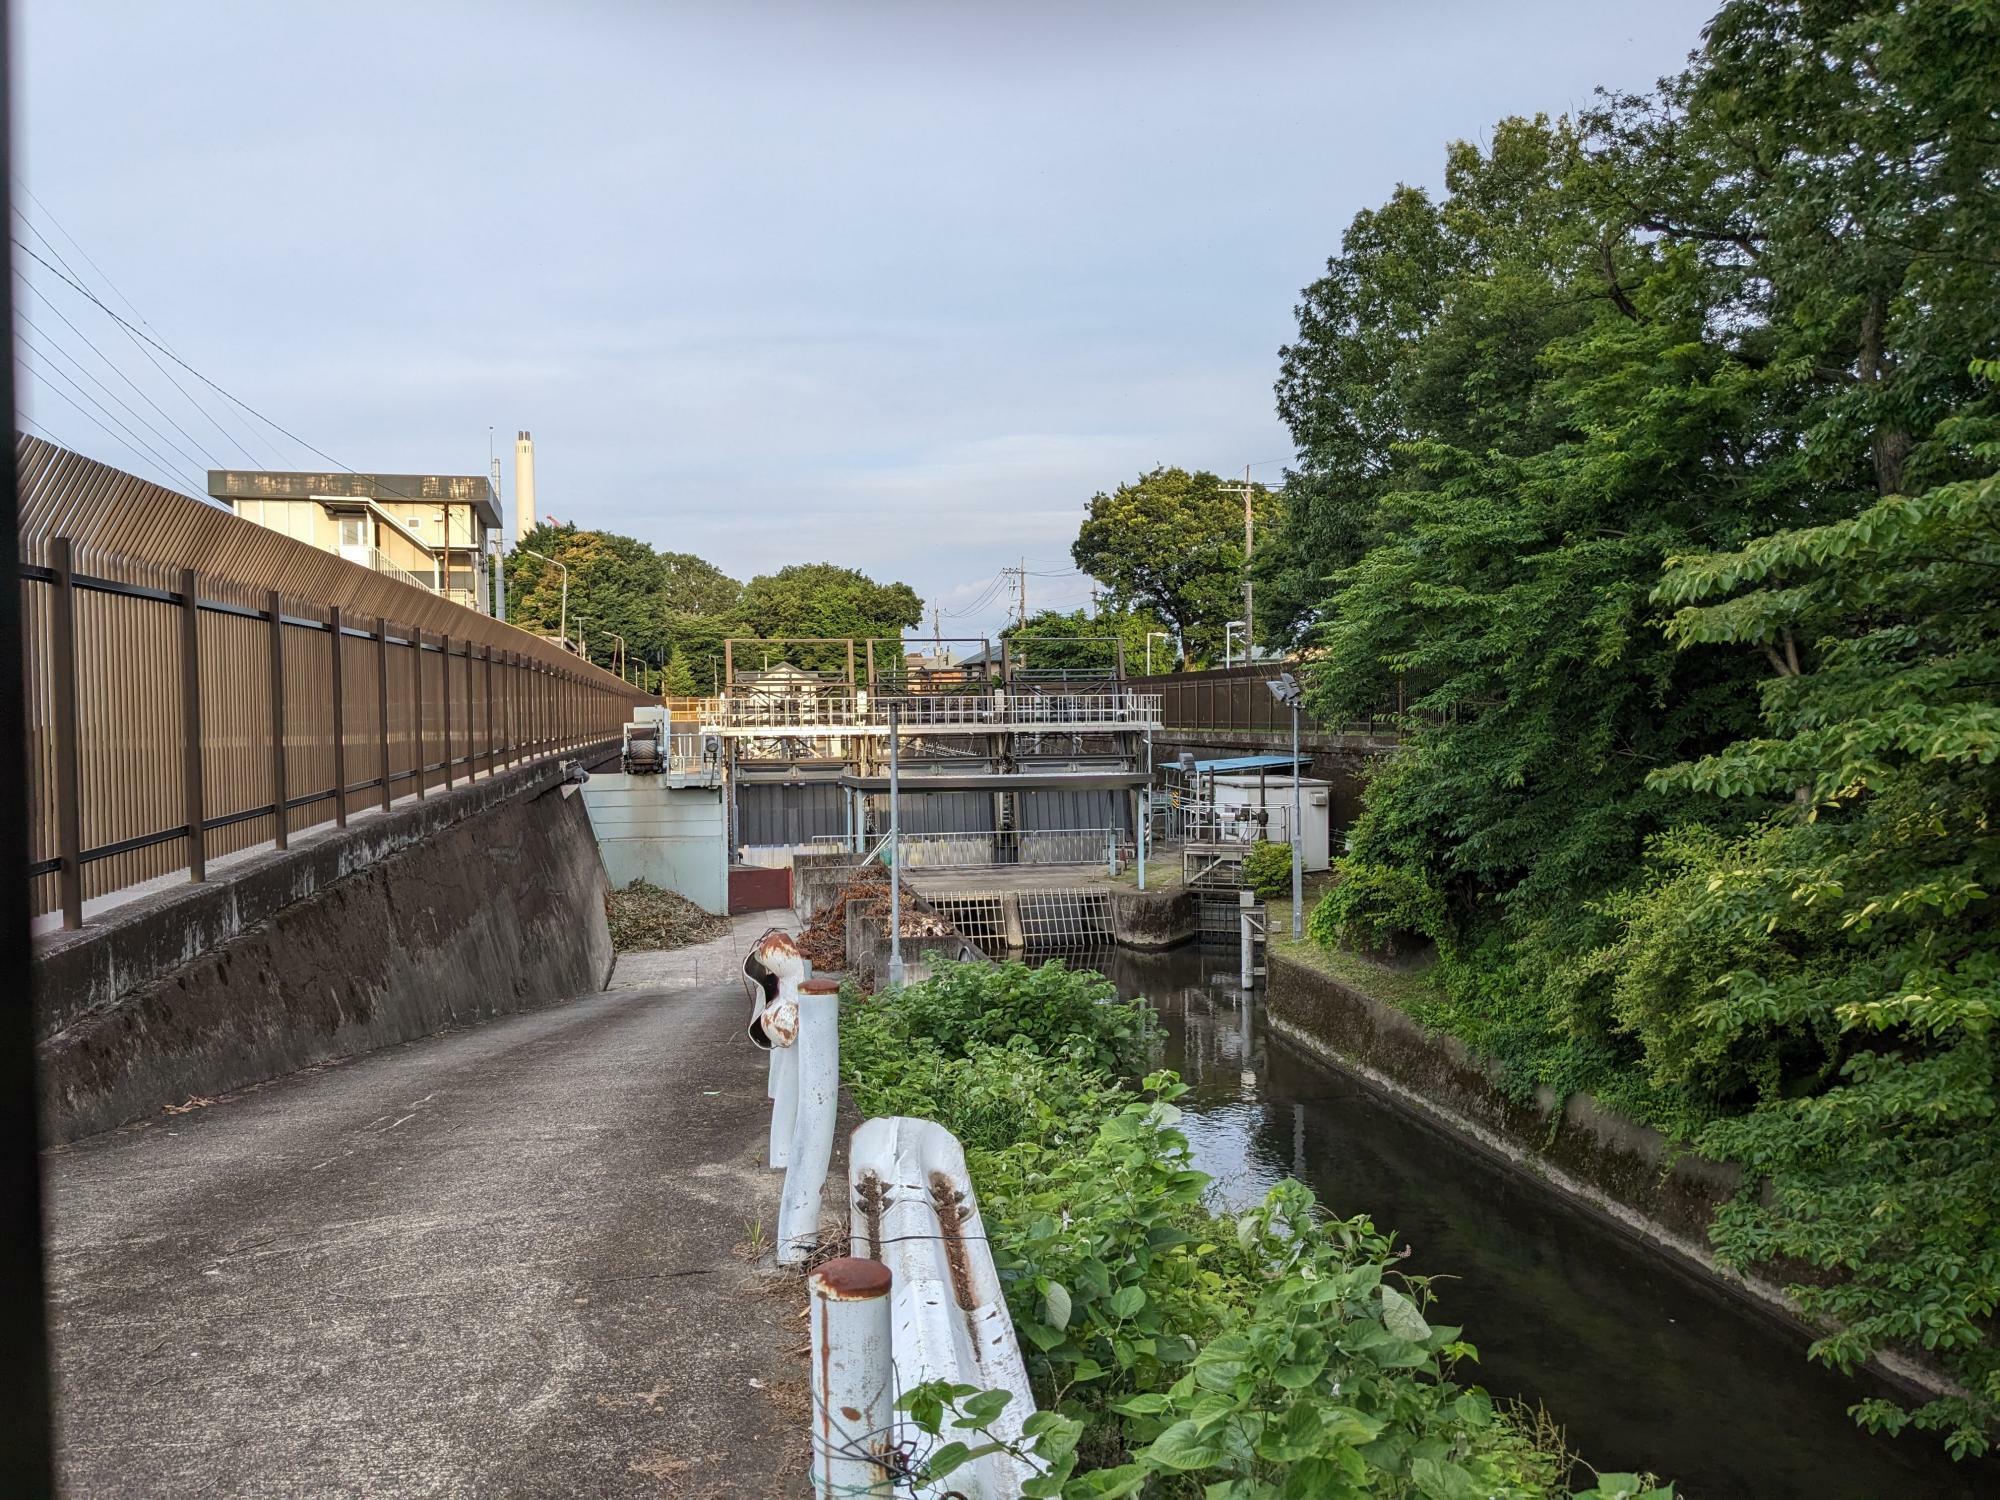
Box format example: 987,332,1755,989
809,1257,895,1499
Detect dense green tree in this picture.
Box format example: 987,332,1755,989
1071,466,1278,663
733,563,922,677
1000,606,1172,675
1279,0,2000,1451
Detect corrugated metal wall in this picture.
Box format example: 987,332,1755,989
738,781,846,847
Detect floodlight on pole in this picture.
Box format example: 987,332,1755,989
1145,630,1171,675
1265,672,1305,936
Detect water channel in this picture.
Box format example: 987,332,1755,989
1090,941,2000,1499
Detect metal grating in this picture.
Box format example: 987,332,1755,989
1197,895,1241,939
926,894,1009,956
1019,889,1112,952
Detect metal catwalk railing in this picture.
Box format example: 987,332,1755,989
702,690,1163,732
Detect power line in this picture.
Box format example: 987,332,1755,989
14,356,204,501
15,305,215,483
11,269,229,471
12,346,203,497
12,233,445,508
12,222,282,470
12,202,286,469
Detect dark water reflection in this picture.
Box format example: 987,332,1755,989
1092,943,2000,1500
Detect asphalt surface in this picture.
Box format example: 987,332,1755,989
44,916,812,1499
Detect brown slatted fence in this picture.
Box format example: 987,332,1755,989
16,436,651,926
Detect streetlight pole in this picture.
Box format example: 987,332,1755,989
517,546,569,652
886,701,904,988
605,632,628,682
1224,620,1244,669
1145,630,1170,676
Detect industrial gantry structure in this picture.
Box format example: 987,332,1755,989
692,634,1163,868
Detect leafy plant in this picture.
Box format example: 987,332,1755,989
841,965,1623,1494
1243,841,1294,901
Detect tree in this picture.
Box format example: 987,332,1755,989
1070,467,1277,665
1278,0,2000,1452
734,564,923,677
1000,606,1170,675
1616,445,2000,1456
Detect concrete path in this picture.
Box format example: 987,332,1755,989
43,915,810,1499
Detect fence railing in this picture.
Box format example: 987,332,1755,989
1127,662,1397,739
17,436,649,928
702,690,1163,732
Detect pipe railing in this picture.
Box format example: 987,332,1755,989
702,691,1163,733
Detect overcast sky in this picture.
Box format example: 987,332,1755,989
15,0,1713,642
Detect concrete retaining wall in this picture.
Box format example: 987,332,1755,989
579,773,727,913
34,761,614,1142
1109,887,1196,949
1266,951,1737,1252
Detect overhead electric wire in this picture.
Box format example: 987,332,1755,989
12,344,204,497
13,221,284,470
11,268,231,472
13,201,286,468
11,228,444,508
14,354,204,500
15,306,215,483
940,571,1010,618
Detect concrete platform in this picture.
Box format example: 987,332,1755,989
43,915,811,1499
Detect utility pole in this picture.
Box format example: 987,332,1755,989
1219,466,1256,657
998,563,1030,628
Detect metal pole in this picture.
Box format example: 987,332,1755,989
1291,702,1304,940
1243,461,1254,652
780,977,841,1263
377,618,392,811
808,1258,895,1498
1137,729,1149,891
179,567,207,881
440,635,454,789
267,590,288,850
48,539,83,928
1239,889,1255,990
329,606,348,826
886,702,903,988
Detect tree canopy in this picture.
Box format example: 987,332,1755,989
1070,466,1278,665
1275,0,2000,1454
1000,606,1171,675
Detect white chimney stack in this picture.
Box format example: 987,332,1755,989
514,430,537,543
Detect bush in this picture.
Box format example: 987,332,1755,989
839,961,1611,1496
845,958,1156,1074
1242,840,1293,900
1308,859,1446,957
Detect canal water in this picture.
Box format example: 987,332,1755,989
1092,942,2000,1499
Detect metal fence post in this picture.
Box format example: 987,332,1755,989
464,638,475,777
179,567,207,882
808,1258,895,1498
376,618,392,812
49,538,84,927
267,589,288,850
440,634,454,789
483,644,494,776
329,606,348,827
412,629,426,799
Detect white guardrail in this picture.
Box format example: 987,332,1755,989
743,930,1042,1499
